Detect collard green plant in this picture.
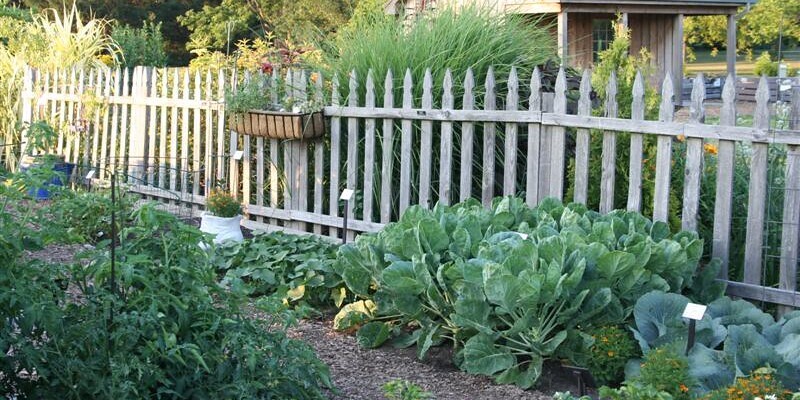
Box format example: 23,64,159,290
213,230,342,308
335,196,710,388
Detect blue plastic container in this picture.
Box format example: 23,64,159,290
20,161,76,200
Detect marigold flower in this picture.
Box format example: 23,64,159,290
680,384,689,393
704,143,718,155
677,134,686,142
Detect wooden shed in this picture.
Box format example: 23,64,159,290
386,0,749,97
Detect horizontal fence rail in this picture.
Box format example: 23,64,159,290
18,65,800,310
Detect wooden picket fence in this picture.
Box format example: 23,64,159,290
18,65,800,309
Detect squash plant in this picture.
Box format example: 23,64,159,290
334,196,712,388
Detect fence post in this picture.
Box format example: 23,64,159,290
777,80,800,315
18,67,35,164
743,77,771,285
128,66,153,183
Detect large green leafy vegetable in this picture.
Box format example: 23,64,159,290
334,196,711,388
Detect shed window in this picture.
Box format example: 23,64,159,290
592,19,614,61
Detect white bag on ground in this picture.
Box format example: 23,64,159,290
200,213,244,244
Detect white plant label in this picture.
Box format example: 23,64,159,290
515,232,529,240
682,303,707,321
340,189,354,201
233,150,244,160
85,170,96,180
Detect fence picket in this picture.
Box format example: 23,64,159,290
329,74,341,238
363,70,376,221
181,69,190,195
600,71,618,214
482,67,496,207
653,73,674,222
169,69,178,194
419,69,433,208
526,68,542,206
550,68,567,200
99,69,112,177
269,70,279,226
627,71,645,212
217,71,227,183
460,68,475,202
399,69,413,214
109,68,121,174
295,70,308,225
380,69,395,222
682,74,706,231
283,70,293,211
55,70,65,154
744,76,770,284
346,70,359,240
157,68,168,187
712,75,737,277
314,73,325,234
779,83,800,313
440,69,454,205
205,71,214,196
90,70,100,171
503,67,519,196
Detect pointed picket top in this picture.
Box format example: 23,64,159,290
506,66,519,111
270,68,280,105
331,73,340,106
384,69,394,107
313,71,324,104
365,69,376,108
690,73,705,123
632,70,645,121
578,69,592,116
485,66,496,110
605,70,618,118
422,68,433,108
720,74,736,126
348,69,358,107
753,75,770,129
464,68,475,110
554,67,567,113
529,67,541,111
443,69,454,109
791,77,800,130
403,68,413,109
297,69,308,101
284,68,293,96
659,72,674,123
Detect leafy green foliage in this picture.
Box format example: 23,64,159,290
638,345,694,400
110,20,166,67
335,196,708,388
585,325,640,386
631,291,800,393
1,194,333,398
753,51,779,77
206,187,242,217
213,231,341,308
48,188,136,244
382,379,434,400
699,368,795,400
599,381,675,400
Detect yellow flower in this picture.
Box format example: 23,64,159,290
310,72,319,83
677,134,686,142
607,351,615,357
704,143,718,155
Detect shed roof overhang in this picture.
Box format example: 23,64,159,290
505,0,750,15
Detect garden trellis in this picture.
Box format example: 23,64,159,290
18,65,800,310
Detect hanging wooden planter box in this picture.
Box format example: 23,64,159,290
229,110,325,140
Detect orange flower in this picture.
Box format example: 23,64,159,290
607,351,615,357
704,143,718,155
677,134,686,142
680,384,689,393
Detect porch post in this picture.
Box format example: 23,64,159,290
726,13,737,78
558,11,569,65
672,13,684,103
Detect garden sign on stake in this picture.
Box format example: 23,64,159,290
340,189,354,244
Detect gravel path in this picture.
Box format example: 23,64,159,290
290,318,576,400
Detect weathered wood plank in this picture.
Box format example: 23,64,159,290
460,68,475,202
777,82,800,314
538,94,554,201
269,70,279,226
549,67,567,200
169,69,178,194
653,73,674,222
712,75,737,277
440,69,454,205
295,70,308,227
503,67,519,196
627,71,645,212
419,68,433,208
682,73,705,231
100,69,113,177
181,69,190,195
525,68,542,206
399,69,413,214
346,70,359,241
600,71,618,214
90,70,100,171
204,71,214,196
380,69,395,223
283,70,293,211
329,74,341,239
313,73,325,234
363,69,376,221
216,71,227,183
146,69,157,185
482,67,496,207
573,69,592,205
724,280,800,308
743,76,770,285
109,68,121,175
157,68,168,187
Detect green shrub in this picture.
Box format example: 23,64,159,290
699,369,794,400
1,203,333,398
599,381,675,400
638,345,694,400
48,189,137,244
585,325,639,386
213,231,342,308
753,51,778,77
382,379,434,400
111,21,167,67
206,187,242,217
